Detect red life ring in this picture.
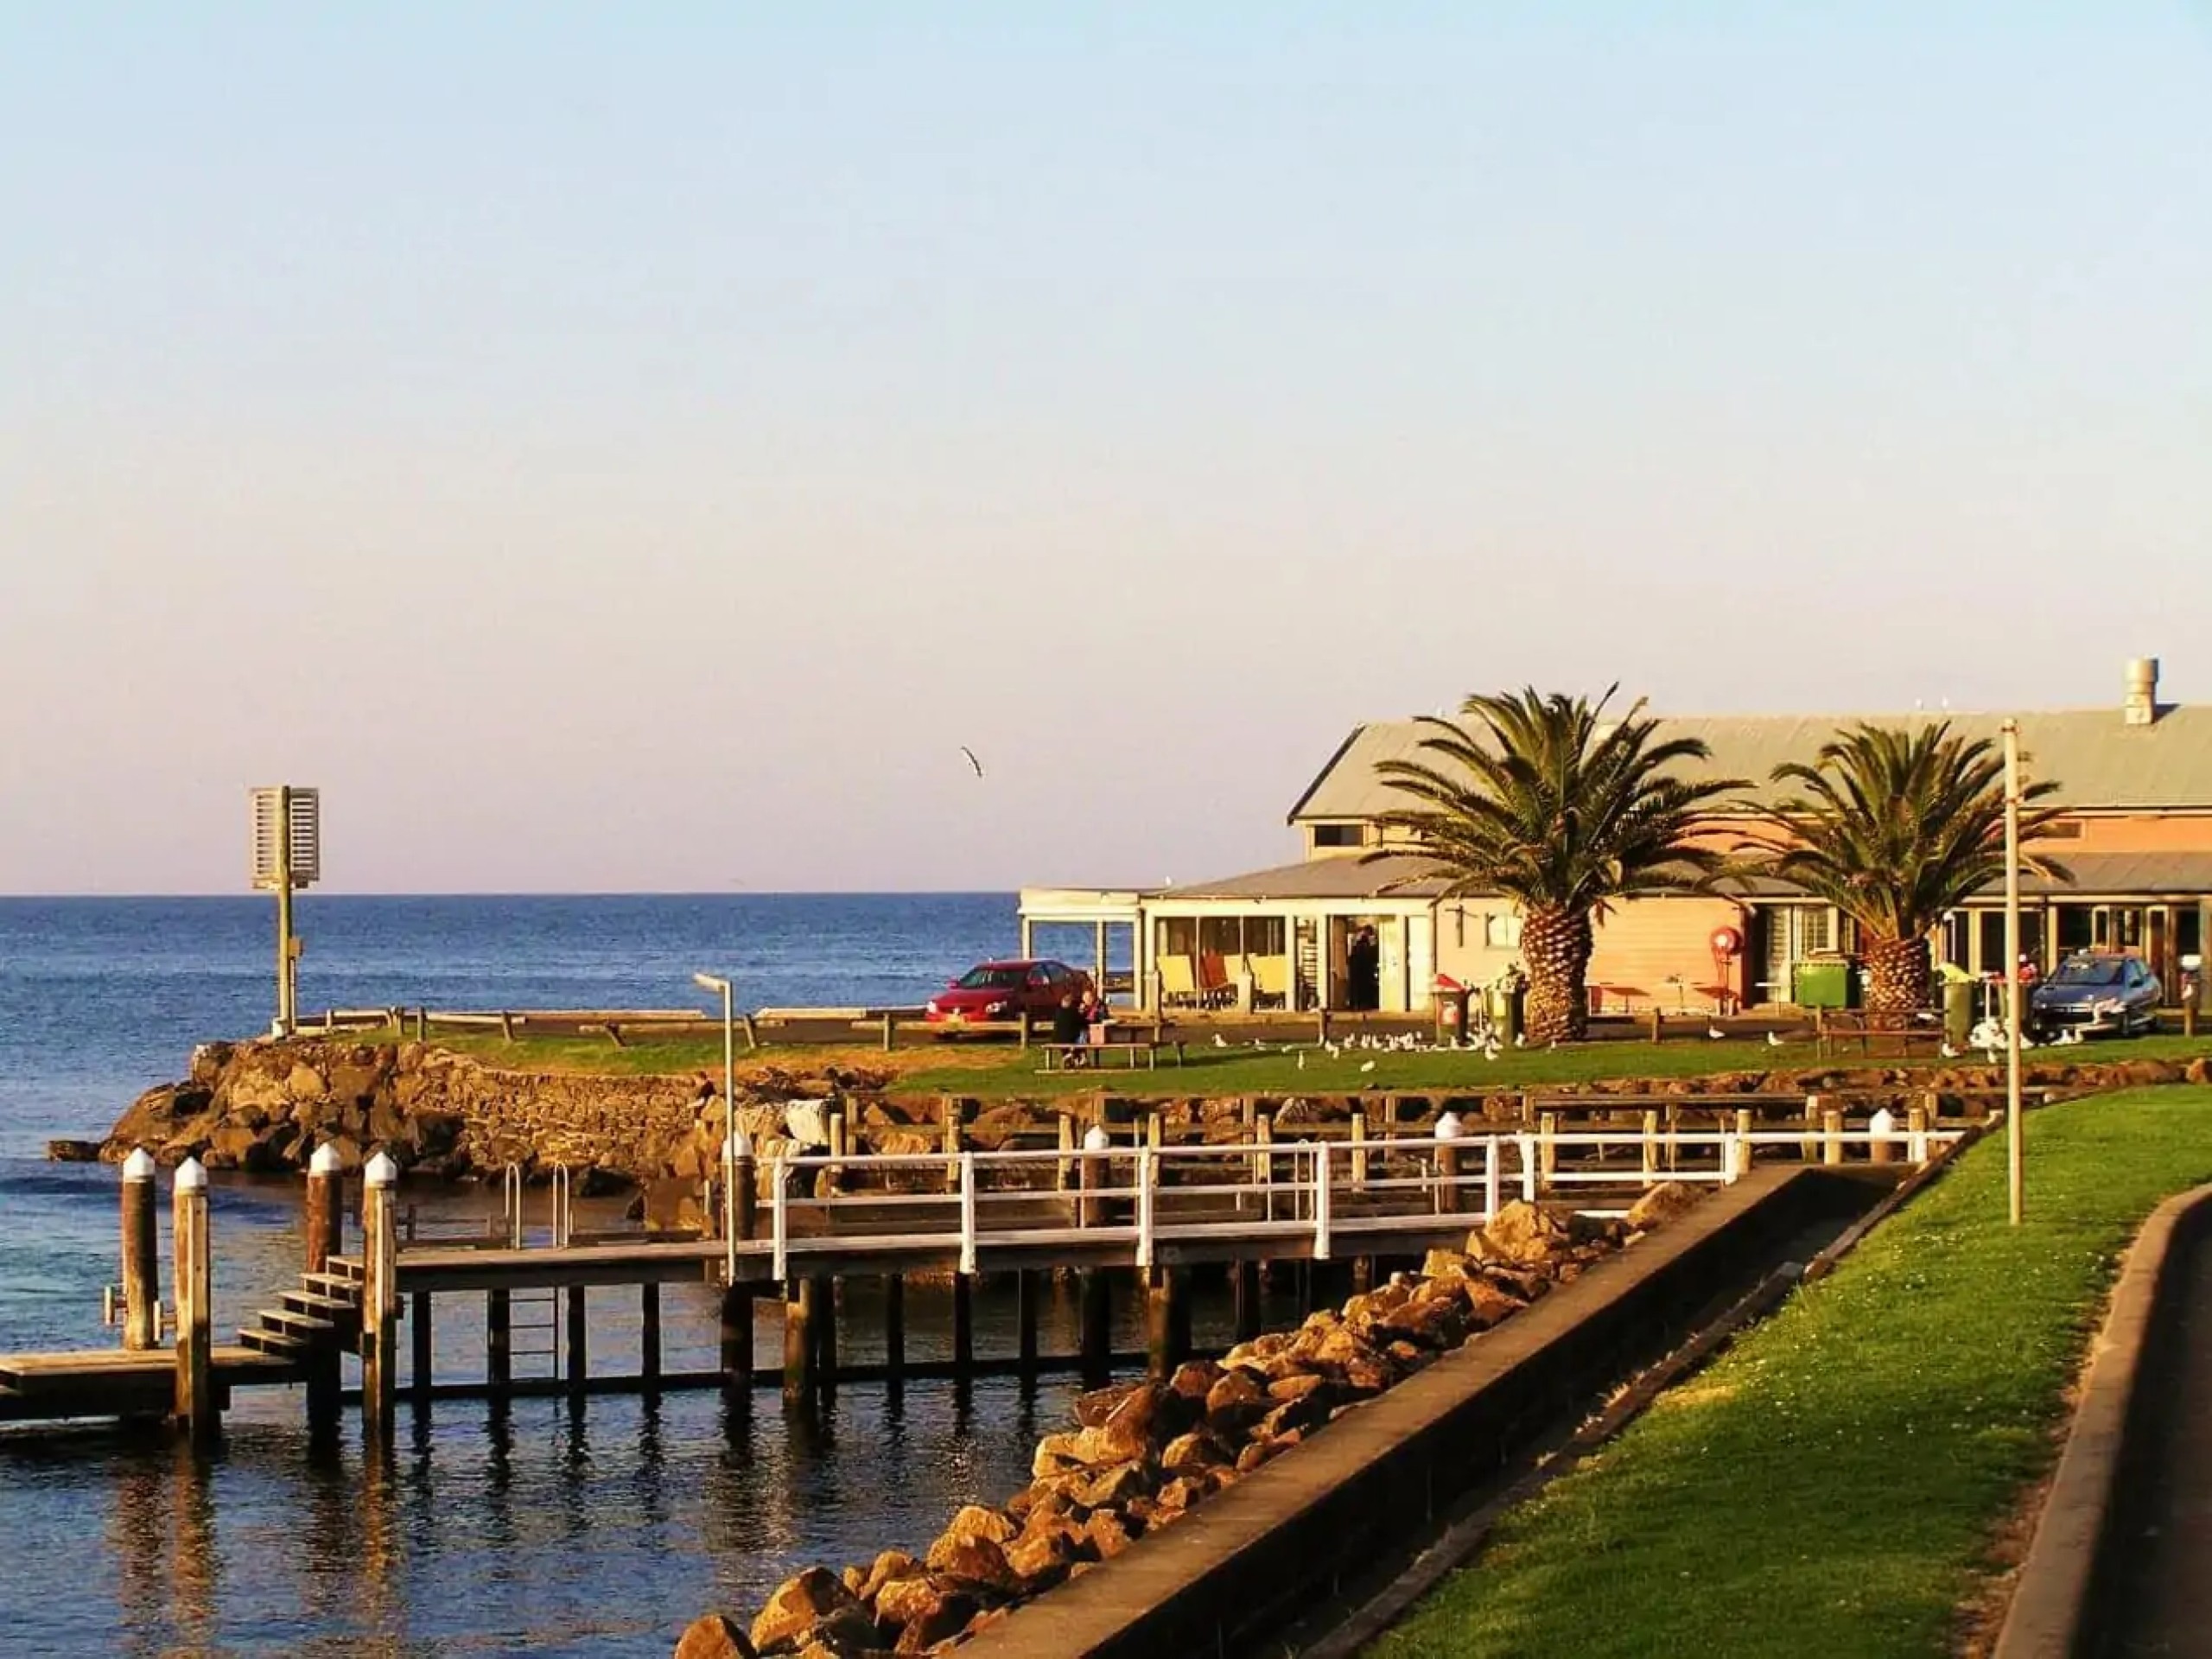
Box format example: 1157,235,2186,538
1709,926,1743,959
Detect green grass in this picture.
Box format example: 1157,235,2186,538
338,1025,2212,1102
1369,1084,2212,1659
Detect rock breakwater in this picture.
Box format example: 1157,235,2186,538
677,1183,1701,1656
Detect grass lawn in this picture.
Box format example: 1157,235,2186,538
346,1027,2212,1102
1368,1084,2212,1659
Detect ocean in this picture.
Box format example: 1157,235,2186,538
0,894,1167,1656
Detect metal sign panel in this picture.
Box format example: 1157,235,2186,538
249,786,321,888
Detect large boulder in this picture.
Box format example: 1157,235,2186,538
1477,1200,1569,1266
749,1567,861,1654
674,1613,759,1659
873,1577,976,1649
924,1533,1020,1599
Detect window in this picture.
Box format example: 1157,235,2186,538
1484,912,1523,949
1312,823,1366,848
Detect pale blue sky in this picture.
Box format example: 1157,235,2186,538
3,4,2208,893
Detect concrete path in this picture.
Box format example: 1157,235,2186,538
2096,1222,2212,1656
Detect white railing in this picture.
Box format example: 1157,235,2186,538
741,1122,1961,1282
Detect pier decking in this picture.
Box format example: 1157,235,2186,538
1,1092,1961,1438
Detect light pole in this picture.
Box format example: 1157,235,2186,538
2003,720,2024,1226
694,972,737,1277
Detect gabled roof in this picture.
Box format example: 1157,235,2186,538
1156,854,1453,902
1291,707,2212,822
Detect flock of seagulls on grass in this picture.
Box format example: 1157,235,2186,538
1192,1012,2082,1072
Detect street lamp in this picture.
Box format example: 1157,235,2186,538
694,972,738,1278
2003,720,2024,1226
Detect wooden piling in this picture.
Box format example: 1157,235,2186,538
1145,1268,1187,1379
361,1153,399,1442
1435,1137,1462,1216
1016,1270,1040,1379
410,1291,433,1406
942,1097,965,1194
1234,1259,1263,1342
1735,1108,1756,1178
810,1276,838,1389
1077,1128,1109,1229
952,1273,975,1375
783,1281,816,1404
1641,1110,1660,1182
1822,1106,1845,1166
883,1274,906,1386
1078,1270,1112,1384
640,1283,661,1399
486,1289,512,1396
718,1287,753,1394
171,1159,214,1447
564,1287,588,1402
305,1144,343,1277
120,1150,159,1351
1537,1112,1558,1178
1350,1117,1369,1191
1055,1115,1076,1195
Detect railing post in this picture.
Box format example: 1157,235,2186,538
1484,1136,1502,1221
770,1153,790,1284
1640,1109,1660,1185
1538,1111,1558,1179
1907,1103,1931,1165
1056,1114,1076,1192
1312,1143,1332,1262
1351,1114,1369,1191
361,1151,399,1445
1516,1131,1538,1203
1735,1108,1755,1179
120,1148,159,1351
1721,1128,1739,1184
1077,1125,1110,1228
957,1151,979,1276
171,1157,214,1447
1822,1105,1845,1166
1255,1111,1274,1222
1135,1145,1156,1270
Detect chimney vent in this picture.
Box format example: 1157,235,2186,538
2125,658,2160,727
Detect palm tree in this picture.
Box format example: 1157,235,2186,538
1366,687,1745,1046
1737,722,2069,1015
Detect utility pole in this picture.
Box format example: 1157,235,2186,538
2003,720,2024,1226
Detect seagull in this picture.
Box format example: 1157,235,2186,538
1940,1041,1961,1059
1766,1031,1784,1048
1359,1060,1376,1074
1212,1033,1229,1048
1324,1040,1341,1059
1707,1023,1726,1040
1296,1051,1306,1071
958,746,984,779
1514,1033,1528,1049
1483,1042,1501,1061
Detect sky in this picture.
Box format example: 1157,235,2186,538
3,3,2209,894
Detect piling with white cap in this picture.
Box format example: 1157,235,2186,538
1434,1109,1466,1215
171,1157,215,1446
119,1149,160,1351
361,1151,399,1440
1869,1106,1897,1167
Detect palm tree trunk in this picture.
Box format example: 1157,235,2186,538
1862,935,1931,1015
1521,906,1593,1045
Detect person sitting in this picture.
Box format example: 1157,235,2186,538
1051,992,1088,1064
1080,985,1110,1032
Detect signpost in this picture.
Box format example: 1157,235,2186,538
694,972,738,1284
251,786,320,1036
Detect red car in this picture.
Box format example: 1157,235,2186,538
925,959,1092,1027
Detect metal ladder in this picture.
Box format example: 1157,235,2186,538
498,1166,573,1378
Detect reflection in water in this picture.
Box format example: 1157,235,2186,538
169,1441,220,1652
109,1445,167,1657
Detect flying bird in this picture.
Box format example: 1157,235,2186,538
958,746,984,779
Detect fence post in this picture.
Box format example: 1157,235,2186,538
1735,1108,1755,1179
1802,1094,1821,1161
120,1149,160,1352
1312,1143,1332,1262
1907,1103,1931,1165
1868,1106,1897,1166
171,1158,214,1447
1538,1111,1558,1179
1056,1114,1076,1192
1484,1136,1502,1221
1822,1105,1845,1166
1255,1112,1274,1222
1078,1124,1111,1229
942,1096,964,1194
1350,1114,1370,1190
1516,1131,1538,1203
1640,1109,1659,1184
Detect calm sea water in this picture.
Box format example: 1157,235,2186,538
0,895,1174,1656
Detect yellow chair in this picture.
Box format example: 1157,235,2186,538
1158,955,1203,1009
1248,956,1290,1011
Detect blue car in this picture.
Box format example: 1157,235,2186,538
2031,954,2162,1037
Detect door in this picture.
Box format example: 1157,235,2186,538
1405,913,1435,1014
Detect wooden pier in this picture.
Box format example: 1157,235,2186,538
0,1096,1962,1437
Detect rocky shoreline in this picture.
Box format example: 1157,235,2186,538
672,1183,1703,1658
94,1037,2212,1193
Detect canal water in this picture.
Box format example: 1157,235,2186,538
0,895,1181,1656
